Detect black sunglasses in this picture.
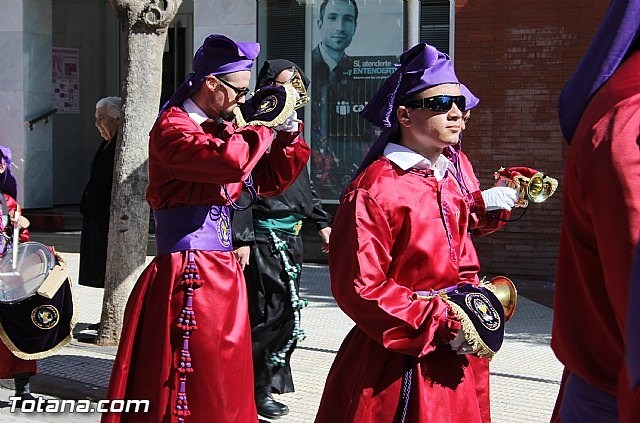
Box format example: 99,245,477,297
402,95,466,113
216,77,251,99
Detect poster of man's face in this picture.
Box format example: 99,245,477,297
317,0,357,57
310,0,402,200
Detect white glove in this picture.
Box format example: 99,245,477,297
481,186,518,211
274,111,298,133
449,330,477,355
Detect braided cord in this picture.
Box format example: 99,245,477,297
267,229,308,366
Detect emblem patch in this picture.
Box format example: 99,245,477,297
256,95,278,116
465,293,500,331
31,305,60,330
217,212,231,248
293,220,303,236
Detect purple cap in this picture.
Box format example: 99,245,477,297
353,43,477,182
460,83,480,110
160,34,260,114
0,146,17,200
559,0,640,143
360,43,463,129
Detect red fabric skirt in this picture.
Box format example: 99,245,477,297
315,327,491,423
0,341,37,378
102,250,257,423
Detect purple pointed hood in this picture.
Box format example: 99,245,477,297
159,34,260,114
353,43,478,181
559,0,640,143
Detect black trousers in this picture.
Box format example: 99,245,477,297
244,232,303,394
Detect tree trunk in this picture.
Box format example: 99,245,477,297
98,0,182,346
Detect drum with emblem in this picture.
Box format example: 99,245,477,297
0,242,75,359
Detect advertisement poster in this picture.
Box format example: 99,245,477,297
310,0,403,200
52,47,80,114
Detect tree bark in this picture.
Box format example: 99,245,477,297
98,0,182,346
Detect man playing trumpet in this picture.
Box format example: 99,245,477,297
315,43,516,423
102,34,310,423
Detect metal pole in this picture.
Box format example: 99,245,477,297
403,0,420,50
449,0,456,61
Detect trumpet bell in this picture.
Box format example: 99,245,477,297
508,172,559,207
488,276,518,321
287,68,309,110
527,173,558,203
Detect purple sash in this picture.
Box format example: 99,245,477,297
559,373,618,423
153,205,233,254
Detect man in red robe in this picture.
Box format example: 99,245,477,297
314,43,516,423
550,1,640,422
102,34,310,423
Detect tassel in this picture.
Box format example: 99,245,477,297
174,251,201,420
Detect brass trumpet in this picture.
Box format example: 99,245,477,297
413,276,518,321
494,167,558,208
287,67,309,110
483,276,518,321
233,67,309,128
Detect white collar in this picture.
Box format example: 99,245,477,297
383,143,455,181
183,98,212,125
319,43,340,72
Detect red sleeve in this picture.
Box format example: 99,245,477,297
457,153,509,235
468,190,510,235
329,188,459,358
150,108,280,185
251,124,311,197
583,96,640,328
3,194,30,242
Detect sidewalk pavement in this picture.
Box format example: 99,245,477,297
1,250,563,423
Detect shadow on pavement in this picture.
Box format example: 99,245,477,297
299,266,335,304
34,355,112,401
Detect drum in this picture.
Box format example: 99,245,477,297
0,242,56,304
0,242,75,359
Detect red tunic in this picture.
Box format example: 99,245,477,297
550,51,640,421
102,107,310,423
0,194,36,378
315,154,495,423
452,150,509,236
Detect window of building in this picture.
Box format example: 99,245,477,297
160,15,194,107
420,0,453,55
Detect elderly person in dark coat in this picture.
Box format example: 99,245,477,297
78,96,120,288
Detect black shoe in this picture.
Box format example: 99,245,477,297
13,372,37,404
13,392,37,405
255,391,289,420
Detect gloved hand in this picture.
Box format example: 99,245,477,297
449,330,478,355
274,110,298,133
481,186,518,211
